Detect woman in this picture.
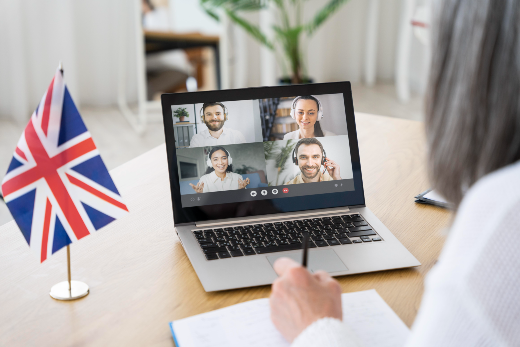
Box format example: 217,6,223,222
270,0,520,346
189,146,250,193
283,95,336,140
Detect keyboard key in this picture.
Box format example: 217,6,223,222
200,243,218,248
348,226,372,232
338,238,352,244
243,249,256,256
349,230,377,237
352,239,362,243
197,238,214,244
255,243,303,254
327,239,341,246
217,252,231,259
372,237,382,241
230,250,244,257
205,253,218,260
360,236,372,242
315,240,328,247
202,247,227,253
353,221,368,227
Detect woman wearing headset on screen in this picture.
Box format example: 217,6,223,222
189,146,250,193
283,95,336,140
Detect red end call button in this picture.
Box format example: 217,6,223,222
283,188,289,193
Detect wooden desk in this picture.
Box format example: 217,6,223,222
144,30,221,89
0,113,451,346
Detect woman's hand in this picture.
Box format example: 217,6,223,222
324,157,342,180
269,257,342,343
238,177,250,189
189,182,204,193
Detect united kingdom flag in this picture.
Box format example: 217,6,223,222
1,67,128,263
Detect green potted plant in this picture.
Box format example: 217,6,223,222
264,140,296,185
173,107,190,122
201,0,350,84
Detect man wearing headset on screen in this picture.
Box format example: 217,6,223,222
283,95,336,140
189,102,246,147
284,138,341,185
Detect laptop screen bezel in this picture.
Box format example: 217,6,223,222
161,82,365,225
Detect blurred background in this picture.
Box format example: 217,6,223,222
0,0,431,225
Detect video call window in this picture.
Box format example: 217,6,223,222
173,93,354,206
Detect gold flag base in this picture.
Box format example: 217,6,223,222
49,244,89,301
50,280,89,301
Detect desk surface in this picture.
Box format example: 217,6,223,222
0,113,450,346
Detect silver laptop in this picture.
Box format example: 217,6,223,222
161,82,420,292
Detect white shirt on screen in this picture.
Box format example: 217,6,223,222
290,160,520,347
283,129,336,140
198,171,245,193
189,127,246,147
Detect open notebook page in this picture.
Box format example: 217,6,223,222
170,289,410,347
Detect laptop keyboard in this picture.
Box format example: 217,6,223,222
192,214,383,260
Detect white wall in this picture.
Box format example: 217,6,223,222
314,94,349,136
217,0,428,93
0,0,140,122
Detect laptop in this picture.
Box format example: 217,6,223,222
161,81,420,292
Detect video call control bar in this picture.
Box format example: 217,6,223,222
181,179,355,208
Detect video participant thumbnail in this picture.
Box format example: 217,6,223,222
261,93,349,141
176,142,268,195
171,100,263,148
264,136,353,186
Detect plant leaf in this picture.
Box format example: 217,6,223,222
305,0,350,35
226,9,274,50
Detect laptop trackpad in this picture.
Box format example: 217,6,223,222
266,250,348,273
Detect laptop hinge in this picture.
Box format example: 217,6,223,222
195,207,351,228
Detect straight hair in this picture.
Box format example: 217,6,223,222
426,0,520,209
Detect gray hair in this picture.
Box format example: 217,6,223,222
426,0,520,209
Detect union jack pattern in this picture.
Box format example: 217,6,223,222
1,68,128,263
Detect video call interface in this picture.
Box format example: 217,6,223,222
172,93,355,208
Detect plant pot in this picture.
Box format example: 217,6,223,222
278,77,314,85
178,116,186,122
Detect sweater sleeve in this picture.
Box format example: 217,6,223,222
291,318,362,347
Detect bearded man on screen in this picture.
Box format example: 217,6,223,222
189,102,246,147
284,138,342,185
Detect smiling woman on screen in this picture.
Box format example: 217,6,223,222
283,96,336,140
189,147,250,193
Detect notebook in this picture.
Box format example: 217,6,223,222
169,290,410,347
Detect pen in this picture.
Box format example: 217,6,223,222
302,232,310,268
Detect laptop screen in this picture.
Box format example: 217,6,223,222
162,82,365,224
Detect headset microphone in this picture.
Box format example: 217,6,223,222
292,145,327,167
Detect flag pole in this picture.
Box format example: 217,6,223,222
48,62,90,301
67,245,71,292
49,244,89,301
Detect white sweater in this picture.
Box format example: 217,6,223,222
292,161,520,347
